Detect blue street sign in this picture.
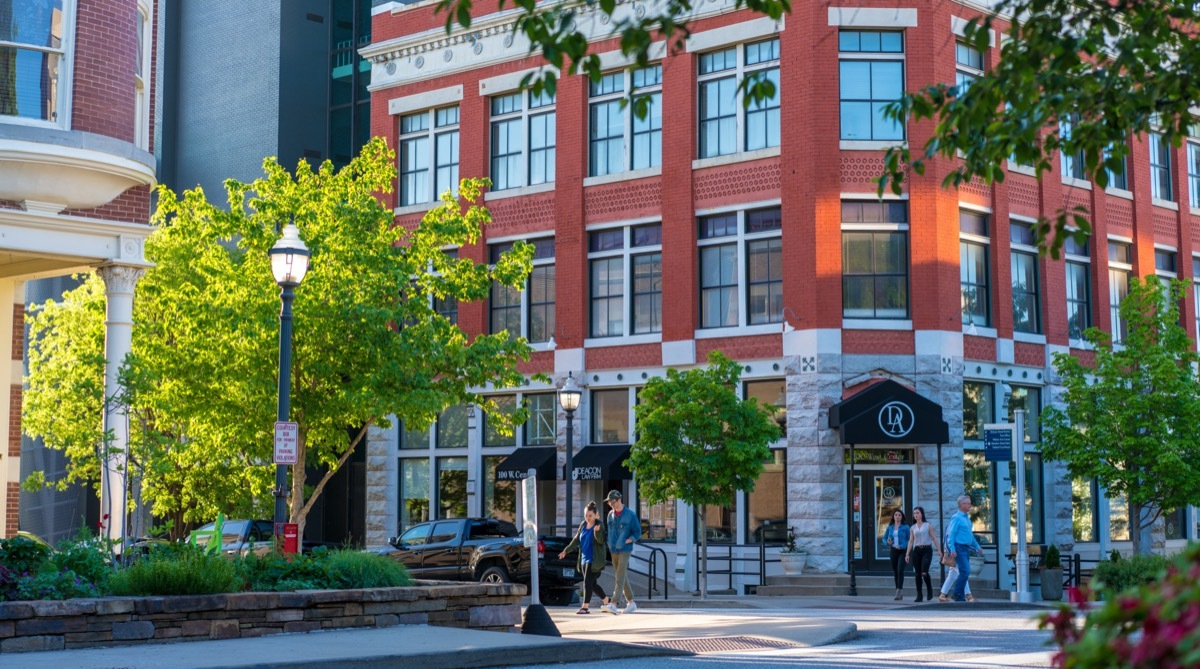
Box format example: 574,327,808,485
984,428,1013,462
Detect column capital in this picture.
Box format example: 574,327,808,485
96,263,146,294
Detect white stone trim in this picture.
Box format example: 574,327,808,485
782,328,841,357
1007,161,1036,176
0,208,152,276
554,347,585,374
1105,187,1134,200
583,166,661,188
478,67,559,97
661,340,696,367
843,319,913,330
1190,207,1200,217
693,324,782,339
997,338,1015,363
585,333,663,347
1012,331,1046,344
950,15,996,46
695,198,782,217
1062,176,1093,191
596,42,667,70
388,85,463,115
828,7,918,28
1009,213,1039,224
958,201,992,213
686,17,782,53
915,329,963,357
0,139,156,211
1152,197,1179,211
839,140,908,151
691,146,781,171
843,191,909,201
393,201,441,217
484,182,556,201
486,229,556,245
584,215,661,232
964,325,998,338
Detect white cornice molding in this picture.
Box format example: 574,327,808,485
0,208,153,270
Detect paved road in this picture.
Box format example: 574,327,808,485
514,607,1054,669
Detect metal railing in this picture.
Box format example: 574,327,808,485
627,544,670,600
692,541,781,594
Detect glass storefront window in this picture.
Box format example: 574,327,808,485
525,393,557,446
963,382,993,441
401,458,430,530
483,396,516,447
1109,493,1130,541
436,457,468,519
437,405,469,448
1007,453,1044,544
483,456,516,523
696,504,736,544
1164,508,1185,540
744,380,786,440
1006,385,1041,443
963,450,996,545
1072,477,1097,543
401,421,430,449
592,389,629,444
747,449,787,544
639,497,677,542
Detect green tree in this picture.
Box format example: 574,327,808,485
1040,277,1200,556
628,351,779,598
24,138,535,540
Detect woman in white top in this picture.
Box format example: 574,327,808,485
904,506,938,602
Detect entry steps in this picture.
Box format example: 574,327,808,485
755,573,1010,600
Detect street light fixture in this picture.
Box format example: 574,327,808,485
268,222,311,537
558,372,582,534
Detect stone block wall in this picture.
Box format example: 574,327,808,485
0,581,525,654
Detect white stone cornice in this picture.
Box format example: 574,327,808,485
0,207,153,279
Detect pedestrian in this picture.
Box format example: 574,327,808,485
904,506,938,602
559,501,618,614
938,561,974,602
882,509,910,600
943,494,982,602
605,490,641,613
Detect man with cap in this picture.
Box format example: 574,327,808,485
605,490,641,613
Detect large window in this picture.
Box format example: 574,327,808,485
1072,477,1098,543
591,388,630,444
744,379,786,440
963,381,993,441
639,497,677,542
491,90,555,190
1006,385,1041,443
588,223,662,338
437,405,469,449
436,457,468,519
1010,221,1041,334
842,201,909,319
1150,132,1173,201
963,450,996,544
960,210,990,327
399,106,460,206
489,238,555,343
1065,234,1091,340
483,456,516,523
698,37,780,158
589,65,663,176
1108,240,1132,343
1060,114,1085,180
838,30,905,141
524,393,557,446
1189,139,1200,209
698,208,783,328
484,396,517,448
1106,143,1128,190
954,41,982,95
401,458,430,529
1007,454,1044,544
746,449,787,544
1,0,67,123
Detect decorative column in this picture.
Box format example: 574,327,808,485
96,264,144,549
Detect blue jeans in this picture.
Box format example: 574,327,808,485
952,549,971,601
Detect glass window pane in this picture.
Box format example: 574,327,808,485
839,61,872,99
592,389,630,444
747,450,787,544
485,396,517,447
963,451,996,545
745,380,786,438
402,421,430,450
1072,477,1096,543
525,393,557,446
483,456,516,523
401,459,430,529
962,382,993,440
437,405,469,448
437,457,468,519
639,497,677,542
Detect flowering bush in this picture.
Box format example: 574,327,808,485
1041,543,1200,668
14,568,102,601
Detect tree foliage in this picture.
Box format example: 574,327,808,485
1040,277,1200,555
24,138,536,539
628,350,779,596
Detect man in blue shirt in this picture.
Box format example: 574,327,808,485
944,494,982,602
606,490,641,613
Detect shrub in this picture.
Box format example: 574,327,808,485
108,545,239,596
1043,544,1061,570
0,565,18,601
50,531,115,590
15,568,102,601
236,551,331,592
323,550,411,589
0,536,52,576
1042,543,1200,668
1092,553,1170,597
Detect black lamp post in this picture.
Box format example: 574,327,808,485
268,222,310,534
558,372,582,535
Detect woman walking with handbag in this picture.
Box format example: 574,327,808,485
882,509,910,600
559,501,618,614
904,506,938,602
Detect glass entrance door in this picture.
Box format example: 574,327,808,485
848,470,913,573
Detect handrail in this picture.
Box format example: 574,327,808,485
626,544,670,600
693,541,781,594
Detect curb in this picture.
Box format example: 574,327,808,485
895,602,1054,612
195,639,689,669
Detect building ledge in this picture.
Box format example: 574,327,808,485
0,132,155,212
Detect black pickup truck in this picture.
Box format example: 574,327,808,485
372,518,582,606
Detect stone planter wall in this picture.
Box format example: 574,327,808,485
0,580,526,653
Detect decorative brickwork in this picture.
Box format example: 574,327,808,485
1106,195,1134,237
1014,341,1044,368
485,192,556,236
8,386,19,459
585,343,661,370
11,304,22,361
0,582,525,653
583,178,662,223
516,350,553,375
695,334,781,361
959,178,991,204
839,154,886,190
4,483,17,538
1062,187,1091,218
693,160,780,208
1153,208,1179,247
1070,348,1095,368
842,330,914,355
963,335,996,362
1007,175,1040,218
62,187,152,225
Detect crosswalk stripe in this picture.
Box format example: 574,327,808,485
959,651,1054,667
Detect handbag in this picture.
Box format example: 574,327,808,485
940,552,957,567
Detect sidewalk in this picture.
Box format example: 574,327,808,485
549,608,858,649
576,594,1055,611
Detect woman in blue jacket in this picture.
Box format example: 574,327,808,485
882,509,910,600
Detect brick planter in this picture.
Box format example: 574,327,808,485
0,580,526,653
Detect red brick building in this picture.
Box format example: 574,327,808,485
0,0,157,542
363,0,1195,587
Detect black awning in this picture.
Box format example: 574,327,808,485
828,379,949,445
570,445,633,481
494,447,557,481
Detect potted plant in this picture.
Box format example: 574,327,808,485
779,526,808,575
1040,544,1064,601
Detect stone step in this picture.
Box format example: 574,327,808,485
756,583,1011,600
764,574,1001,589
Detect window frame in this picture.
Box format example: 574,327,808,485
954,41,982,96
591,387,632,445
1010,221,1042,335
697,37,781,159
1108,240,1132,344
1189,139,1200,210
840,201,910,320
960,210,991,328
697,207,784,329
399,105,461,206
490,90,556,191
489,237,555,343
134,2,151,149
588,65,664,176
0,0,75,129
1150,131,1174,202
587,222,664,339
838,30,906,142
1065,240,1092,342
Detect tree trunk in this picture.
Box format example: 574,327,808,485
289,431,307,541
1130,499,1143,556
698,507,708,601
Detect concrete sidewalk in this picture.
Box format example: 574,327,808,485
550,608,858,649
562,594,1053,611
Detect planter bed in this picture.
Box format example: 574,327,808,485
0,580,526,653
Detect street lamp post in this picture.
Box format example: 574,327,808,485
268,222,311,534
558,372,582,535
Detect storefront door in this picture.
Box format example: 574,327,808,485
848,470,913,573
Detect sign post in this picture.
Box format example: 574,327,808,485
519,468,560,637
1011,411,1033,603
984,423,1015,591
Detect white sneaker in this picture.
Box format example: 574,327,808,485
623,601,638,614
602,603,619,615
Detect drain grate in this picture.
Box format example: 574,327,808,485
639,635,800,654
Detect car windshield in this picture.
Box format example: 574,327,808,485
191,521,247,547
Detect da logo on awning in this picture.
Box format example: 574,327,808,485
878,401,914,438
